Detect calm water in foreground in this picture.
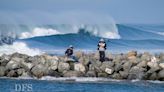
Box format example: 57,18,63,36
0,78,164,92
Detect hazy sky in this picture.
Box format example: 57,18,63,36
0,0,164,24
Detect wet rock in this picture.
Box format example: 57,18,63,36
158,69,164,80
85,71,96,77
16,68,25,76
47,70,61,77
119,71,128,79
58,62,70,73
98,73,108,77
128,66,145,79
63,71,83,77
149,72,157,80
7,70,18,77
0,66,6,76
31,64,48,78
74,63,86,73
111,73,122,79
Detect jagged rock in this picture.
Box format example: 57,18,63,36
147,62,158,68
31,64,48,78
85,71,96,77
111,73,122,79
58,62,70,73
0,54,10,66
44,55,59,71
128,51,137,57
149,72,157,80
28,55,46,65
16,68,25,76
63,71,83,77
114,60,124,72
141,52,151,61
6,60,21,70
119,71,128,79
74,51,84,59
47,70,61,77
100,61,114,71
129,58,140,66
128,66,145,79
159,63,164,69
78,56,90,66
0,66,6,76
21,61,34,71
74,63,86,73
147,62,160,74
159,53,164,61
98,73,108,77
137,60,147,68
7,70,18,77
11,52,29,59
89,60,102,72
123,61,132,72
158,69,164,80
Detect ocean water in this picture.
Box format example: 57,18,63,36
1,24,164,56
0,78,164,92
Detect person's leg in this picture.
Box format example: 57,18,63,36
102,51,105,62
99,51,103,62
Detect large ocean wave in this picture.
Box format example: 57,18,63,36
0,42,44,56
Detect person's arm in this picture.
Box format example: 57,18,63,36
104,43,107,50
97,42,100,50
65,49,68,55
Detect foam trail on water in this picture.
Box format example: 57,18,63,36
0,42,44,56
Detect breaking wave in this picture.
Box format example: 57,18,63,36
19,27,60,39
0,42,44,56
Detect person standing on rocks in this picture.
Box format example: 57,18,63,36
65,45,74,57
97,38,107,62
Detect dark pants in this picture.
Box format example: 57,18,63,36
99,51,105,62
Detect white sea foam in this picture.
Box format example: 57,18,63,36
40,76,123,82
0,42,44,56
19,27,60,39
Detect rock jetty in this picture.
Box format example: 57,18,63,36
0,51,164,81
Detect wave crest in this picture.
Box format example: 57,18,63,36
0,42,43,56
19,27,60,39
